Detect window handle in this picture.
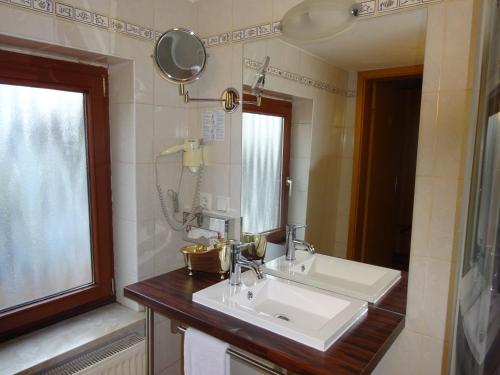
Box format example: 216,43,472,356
286,176,293,198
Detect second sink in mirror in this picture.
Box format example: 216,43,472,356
263,252,401,304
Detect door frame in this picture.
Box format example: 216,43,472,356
347,65,424,262
243,94,292,243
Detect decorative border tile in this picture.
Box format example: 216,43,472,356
244,58,356,98
92,13,108,28
33,0,51,13
378,0,398,12
358,1,376,16
55,2,72,18
399,0,422,7
0,0,442,46
11,0,31,8
203,21,282,49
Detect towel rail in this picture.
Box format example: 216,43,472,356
175,324,284,375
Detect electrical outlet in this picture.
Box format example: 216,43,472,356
199,192,212,210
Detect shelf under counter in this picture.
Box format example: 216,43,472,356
124,268,406,375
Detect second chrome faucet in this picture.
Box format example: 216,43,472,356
285,224,315,261
229,242,264,285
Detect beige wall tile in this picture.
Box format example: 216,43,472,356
233,0,273,29
416,92,439,177
422,3,445,93
196,0,232,36
272,0,302,21
110,0,154,28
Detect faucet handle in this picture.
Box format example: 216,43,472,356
230,240,242,253
286,224,307,238
287,224,307,230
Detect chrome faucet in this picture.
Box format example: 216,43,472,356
229,242,264,285
285,224,315,261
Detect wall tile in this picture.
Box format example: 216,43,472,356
229,164,242,213
416,92,439,177
62,0,110,15
428,177,459,261
272,0,303,21
53,18,110,54
410,176,433,258
109,61,134,104
292,99,313,124
154,0,197,33
153,105,190,155
136,163,155,222
193,45,233,100
111,161,137,221
109,33,154,104
291,123,312,159
439,0,474,91
110,0,154,28
422,3,445,93
372,330,422,375
433,90,469,178
137,219,156,280
136,104,154,163
233,0,272,30
0,6,54,43
196,0,232,37
230,109,243,165
110,102,135,163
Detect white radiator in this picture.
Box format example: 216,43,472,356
43,333,146,375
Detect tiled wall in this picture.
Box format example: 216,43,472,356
372,0,476,373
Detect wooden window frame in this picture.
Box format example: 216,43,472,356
0,50,114,341
243,94,292,243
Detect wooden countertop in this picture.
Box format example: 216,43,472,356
124,268,406,375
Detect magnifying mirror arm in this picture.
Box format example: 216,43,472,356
178,84,241,113
240,95,262,107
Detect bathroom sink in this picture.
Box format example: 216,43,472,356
192,275,367,351
263,252,401,303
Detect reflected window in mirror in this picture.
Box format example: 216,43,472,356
241,96,292,243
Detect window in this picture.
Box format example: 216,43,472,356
0,50,113,340
242,95,291,243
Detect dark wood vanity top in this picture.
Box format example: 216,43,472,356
373,271,408,315
124,268,407,375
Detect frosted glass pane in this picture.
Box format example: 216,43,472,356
241,113,284,233
0,84,92,312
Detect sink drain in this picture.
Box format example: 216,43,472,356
274,313,291,322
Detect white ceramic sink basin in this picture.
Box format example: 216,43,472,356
263,252,401,303
192,275,367,351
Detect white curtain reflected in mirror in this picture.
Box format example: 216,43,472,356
241,113,284,233
0,84,93,312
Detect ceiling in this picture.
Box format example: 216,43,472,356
285,8,428,71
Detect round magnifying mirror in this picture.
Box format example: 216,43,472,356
154,28,207,84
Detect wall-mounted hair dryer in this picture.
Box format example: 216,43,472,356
159,139,203,173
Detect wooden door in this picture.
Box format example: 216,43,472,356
348,66,423,269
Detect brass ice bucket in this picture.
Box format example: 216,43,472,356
240,232,267,261
180,240,231,279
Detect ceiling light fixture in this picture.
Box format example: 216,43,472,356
280,0,360,42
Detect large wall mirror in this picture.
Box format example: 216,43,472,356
240,8,427,273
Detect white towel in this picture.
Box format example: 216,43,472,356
184,327,230,375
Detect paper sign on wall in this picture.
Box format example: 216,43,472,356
202,109,225,141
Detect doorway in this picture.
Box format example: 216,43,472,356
348,66,423,270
